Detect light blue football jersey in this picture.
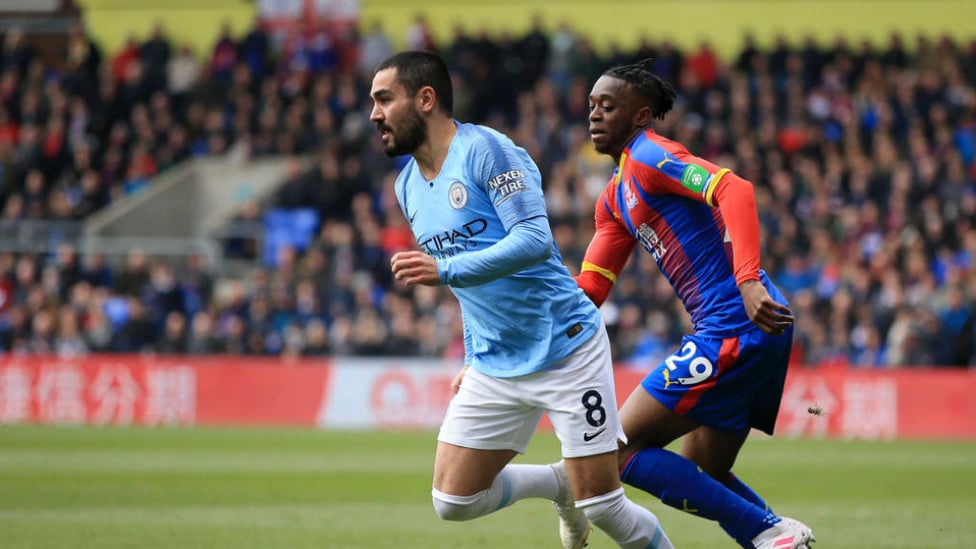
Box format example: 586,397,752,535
395,122,601,377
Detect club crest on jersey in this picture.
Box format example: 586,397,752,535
448,181,468,209
625,176,639,210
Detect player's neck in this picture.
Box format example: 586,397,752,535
613,127,649,162
413,117,457,181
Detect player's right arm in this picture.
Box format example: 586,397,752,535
575,193,636,307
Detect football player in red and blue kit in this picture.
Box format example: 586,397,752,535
573,59,817,549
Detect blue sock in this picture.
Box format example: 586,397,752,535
719,472,776,543
724,472,771,512
621,448,779,547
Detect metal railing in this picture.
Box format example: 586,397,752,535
0,219,84,254
0,154,298,274
0,219,230,268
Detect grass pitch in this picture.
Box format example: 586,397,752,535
1,425,974,548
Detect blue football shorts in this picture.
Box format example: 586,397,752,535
640,324,793,434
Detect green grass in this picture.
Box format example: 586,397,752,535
1,426,974,548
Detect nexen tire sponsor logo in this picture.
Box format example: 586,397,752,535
488,169,527,202
419,218,489,257
487,169,525,188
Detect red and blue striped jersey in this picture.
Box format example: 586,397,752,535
579,129,775,337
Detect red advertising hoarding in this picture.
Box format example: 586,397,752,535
1,355,974,440
0,355,329,427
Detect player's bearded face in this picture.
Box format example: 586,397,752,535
370,68,429,157
380,103,427,157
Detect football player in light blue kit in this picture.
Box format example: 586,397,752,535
370,51,673,549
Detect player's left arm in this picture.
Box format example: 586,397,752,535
631,149,763,283
710,172,794,335
391,142,552,288
438,140,552,288
636,148,793,334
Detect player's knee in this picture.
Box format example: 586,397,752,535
431,488,487,521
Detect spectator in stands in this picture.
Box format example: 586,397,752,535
936,285,974,366
405,14,436,52
146,261,184,330
64,22,101,96
141,22,171,94
111,296,156,352
302,317,331,356
116,248,150,297
221,313,248,355
167,44,201,116
54,305,88,357
349,307,388,355
81,253,114,289
279,321,306,358
187,310,223,354
209,21,238,85
82,301,113,352
156,310,188,354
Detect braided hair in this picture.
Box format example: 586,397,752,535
603,59,676,120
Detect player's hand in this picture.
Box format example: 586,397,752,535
739,279,794,336
450,366,468,395
391,251,440,286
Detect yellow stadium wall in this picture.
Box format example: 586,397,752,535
76,0,256,60
364,0,976,61
78,0,975,62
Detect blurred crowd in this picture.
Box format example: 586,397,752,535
0,16,974,368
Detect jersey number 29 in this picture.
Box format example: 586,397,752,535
664,342,714,385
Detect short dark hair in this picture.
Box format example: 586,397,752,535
376,51,454,116
603,59,676,120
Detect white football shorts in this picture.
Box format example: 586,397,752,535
437,325,624,458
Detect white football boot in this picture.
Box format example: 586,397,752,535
550,460,591,549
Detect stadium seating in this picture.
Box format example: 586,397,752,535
0,19,973,368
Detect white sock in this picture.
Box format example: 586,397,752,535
431,464,560,521
577,487,674,549
498,463,561,501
